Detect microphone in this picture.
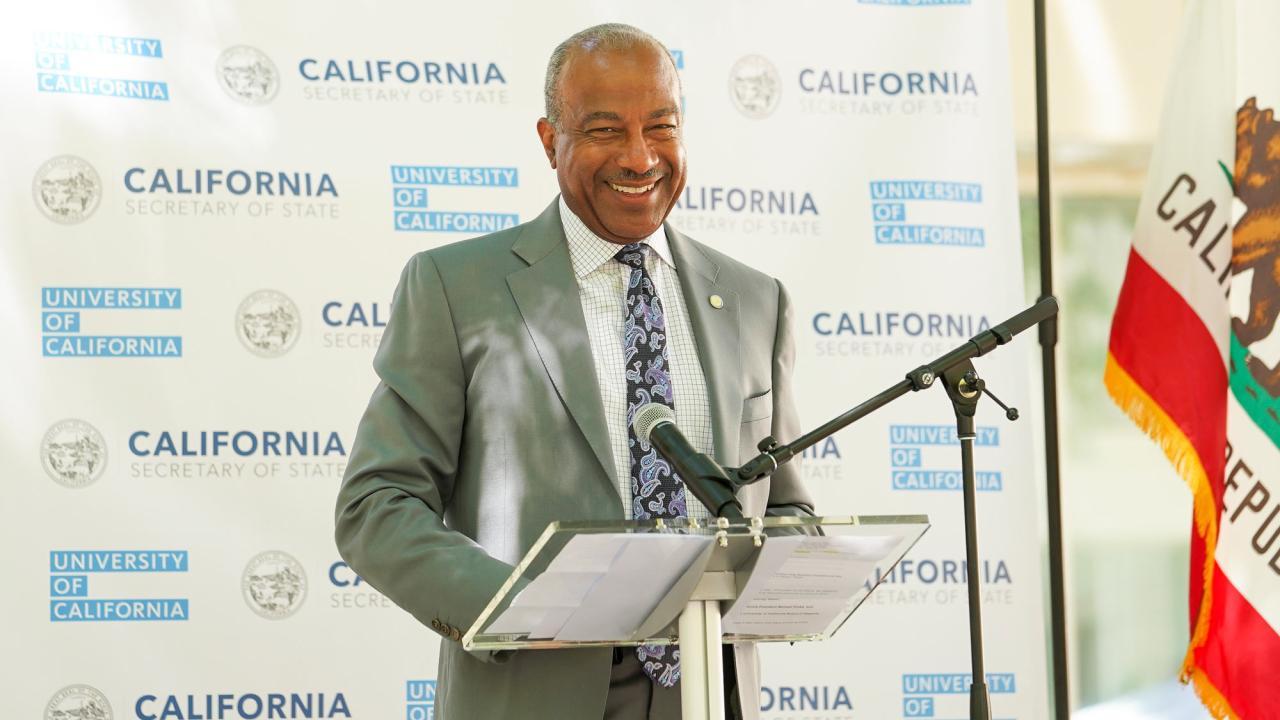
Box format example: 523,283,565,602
631,403,743,520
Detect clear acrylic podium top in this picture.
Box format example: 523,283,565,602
463,514,929,652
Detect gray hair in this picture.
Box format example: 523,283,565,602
543,23,680,127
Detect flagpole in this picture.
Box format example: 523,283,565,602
1033,0,1070,717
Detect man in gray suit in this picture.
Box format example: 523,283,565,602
336,23,813,719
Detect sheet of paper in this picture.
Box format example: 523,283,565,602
483,532,713,642
545,533,631,574
483,605,548,635
722,534,902,636
553,534,713,641
528,607,576,640
485,534,627,636
512,571,600,607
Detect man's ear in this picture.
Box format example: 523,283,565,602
536,118,557,169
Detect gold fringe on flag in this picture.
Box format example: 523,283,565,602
1188,667,1240,720
1102,352,1238,720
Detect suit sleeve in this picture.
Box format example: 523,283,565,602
335,252,518,659
764,279,817,517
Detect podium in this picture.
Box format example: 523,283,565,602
463,514,929,720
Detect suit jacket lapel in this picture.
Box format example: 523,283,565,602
507,201,619,493
666,224,743,467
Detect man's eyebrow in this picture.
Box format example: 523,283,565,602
578,108,681,125
580,111,622,124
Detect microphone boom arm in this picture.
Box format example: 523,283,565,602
733,296,1058,486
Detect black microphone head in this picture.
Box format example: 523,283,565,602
631,403,675,444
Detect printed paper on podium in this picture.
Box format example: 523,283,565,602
721,534,902,636
486,532,715,641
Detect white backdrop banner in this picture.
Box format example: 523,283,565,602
1,1,1048,718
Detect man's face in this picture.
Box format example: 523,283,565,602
537,44,686,244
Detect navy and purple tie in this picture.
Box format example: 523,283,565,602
616,243,685,689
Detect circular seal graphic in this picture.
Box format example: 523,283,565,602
236,290,300,358
242,550,307,619
216,45,280,105
41,420,107,489
46,684,113,720
728,55,781,119
32,155,101,225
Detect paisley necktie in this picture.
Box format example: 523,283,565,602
616,243,685,688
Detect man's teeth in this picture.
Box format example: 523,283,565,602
610,182,655,194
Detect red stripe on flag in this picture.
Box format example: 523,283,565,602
1196,564,1280,719
1107,248,1227,654
1107,249,1228,498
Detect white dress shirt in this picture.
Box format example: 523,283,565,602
560,196,713,523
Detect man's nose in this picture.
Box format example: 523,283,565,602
617,130,659,175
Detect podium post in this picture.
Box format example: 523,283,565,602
680,598,724,719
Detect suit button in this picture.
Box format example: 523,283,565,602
430,618,442,630
450,627,462,642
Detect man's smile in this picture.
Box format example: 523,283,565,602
607,179,660,196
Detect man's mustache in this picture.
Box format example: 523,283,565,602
605,168,664,183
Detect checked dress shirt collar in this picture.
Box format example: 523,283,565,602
560,196,675,278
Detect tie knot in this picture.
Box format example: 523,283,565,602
613,243,648,269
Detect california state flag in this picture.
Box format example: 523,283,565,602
1105,0,1280,717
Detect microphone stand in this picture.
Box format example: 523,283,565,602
717,296,1059,720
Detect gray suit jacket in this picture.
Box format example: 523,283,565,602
335,199,813,719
